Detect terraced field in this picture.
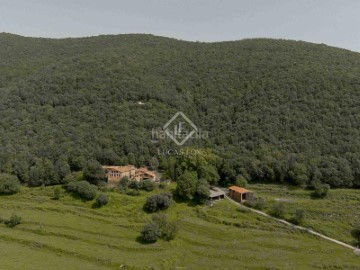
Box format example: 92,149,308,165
0,186,359,269
248,184,360,245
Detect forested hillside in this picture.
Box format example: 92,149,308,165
1,33,360,187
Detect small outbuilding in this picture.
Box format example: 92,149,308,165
208,186,225,201
228,186,253,203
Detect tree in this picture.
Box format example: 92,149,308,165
174,148,220,185
83,161,106,185
176,171,198,200
288,161,308,187
235,175,248,187
54,156,71,181
63,171,83,183
141,221,161,243
0,173,21,195
194,178,210,204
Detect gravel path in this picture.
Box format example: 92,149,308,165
225,194,360,253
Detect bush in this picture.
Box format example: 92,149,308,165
152,213,178,241
313,181,330,198
159,219,178,241
144,193,171,213
53,186,61,200
0,173,21,195
351,226,360,245
244,196,266,210
65,181,98,200
142,179,155,191
96,193,108,206
5,214,22,228
141,214,178,243
292,209,306,225
270,202,286,218
141,221,161,243
76,181,98,200
118,176,130,191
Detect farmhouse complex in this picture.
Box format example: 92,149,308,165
102,165,157,185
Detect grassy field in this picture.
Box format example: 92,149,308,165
247,183,360,246
0,185,359,270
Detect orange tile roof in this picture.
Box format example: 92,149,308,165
228,186,251,193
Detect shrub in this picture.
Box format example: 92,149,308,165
141,221,161,243
141,214,178,243
128,179,141,190
292,209,306,225
244,196,266,210
142,179,155,191
152,213,178,241
271,202,286,218
144,193,171,212
118,176,130,191
5,214,22,228
76,181,98,200
313,181,330,198
159,220,178,241
65,181,98,200
96,193,108,206
65,181,77,192
351,226,360,245
0,173,21,195
53,186,61,200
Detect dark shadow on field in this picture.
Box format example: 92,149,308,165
135,235,156,245
91,202,101,209
172,192,198,207
310,192,324,200
68,191,92,203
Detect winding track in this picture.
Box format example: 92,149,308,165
224,194,360,254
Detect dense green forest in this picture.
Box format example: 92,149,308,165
1,33,360,188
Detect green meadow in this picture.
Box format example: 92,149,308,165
0,185,359,270
248,184,360,245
